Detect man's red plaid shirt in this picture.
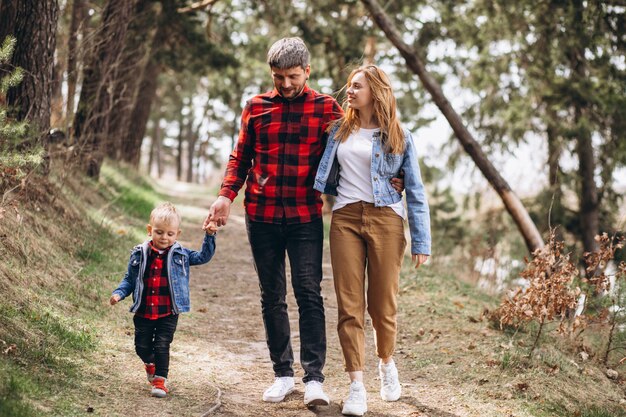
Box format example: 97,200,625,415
219,85,343,224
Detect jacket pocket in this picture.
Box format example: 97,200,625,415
173,255,186,277
381,153,403,176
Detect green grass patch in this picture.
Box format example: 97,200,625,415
0,161,166,415
0,370,37,417
99,163,163,220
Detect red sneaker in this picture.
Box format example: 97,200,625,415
144,363,155,382
151,376,168,398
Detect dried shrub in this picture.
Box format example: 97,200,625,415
495,229,580,355
583,233,626,365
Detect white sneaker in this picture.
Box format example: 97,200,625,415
342,381,367,416
379,360,401,401
304,380,330,406
262,376,295,402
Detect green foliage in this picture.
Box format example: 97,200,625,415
0,36,42,187
0,37,23,94
0,372,36,417
99,163,162,220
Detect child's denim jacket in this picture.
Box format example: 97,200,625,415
314,126,431,255
112,234,216,314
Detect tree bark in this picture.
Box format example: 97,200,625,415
177,112,185,181
154,119,163,178
106,0,157,161
0,0,59,160
65,0,83,135
186,132,197,183
361,0,544,253
570,0,599,254
120,59,161,166
72,0,134,178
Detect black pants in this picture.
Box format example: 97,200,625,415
246,217,326,383
133,314,179,379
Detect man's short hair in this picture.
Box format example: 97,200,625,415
150,202,181,226
267,37,310,70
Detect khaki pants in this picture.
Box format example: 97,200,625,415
330,201,406,371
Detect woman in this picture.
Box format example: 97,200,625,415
314,65,431,416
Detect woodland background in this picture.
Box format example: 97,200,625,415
0,1,625,416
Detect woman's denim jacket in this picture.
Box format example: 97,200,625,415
112,234,216,314
314,126,431,255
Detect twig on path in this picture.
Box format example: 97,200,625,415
200,386,222,416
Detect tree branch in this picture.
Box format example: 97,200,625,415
177,0,220,13
360,0,544,253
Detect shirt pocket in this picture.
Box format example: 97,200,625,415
299,116,325,144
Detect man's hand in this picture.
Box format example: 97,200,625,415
204,196,232,228
110,294,121,305
412,254,429,269
391,169,405,194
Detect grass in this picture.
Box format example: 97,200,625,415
397,256,626,417
0,161,162,416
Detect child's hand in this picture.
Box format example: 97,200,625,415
110,294,121,305
204,220,218,235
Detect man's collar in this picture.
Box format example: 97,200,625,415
270,84,311,100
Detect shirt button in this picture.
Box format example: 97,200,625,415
375,153,380,157
374,177,378,181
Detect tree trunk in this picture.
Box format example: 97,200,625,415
72,0,134,179
120,59,161,166
575,109,599,253
186,132,197,183
570,0,599,254
147,123,155,176
65,0,83,135
177,112,185,181
546,111,561,189
106,0,157,161
150,119,162,178
361,0,544,254
50,55,64,128
0,0,59,164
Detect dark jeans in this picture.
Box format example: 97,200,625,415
246,216,326,383
133,314,179,379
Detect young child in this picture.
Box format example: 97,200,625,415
110,202,217,398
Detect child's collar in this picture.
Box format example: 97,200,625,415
148,240,172,254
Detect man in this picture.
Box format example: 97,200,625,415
204,37,402,406
205,37,340,406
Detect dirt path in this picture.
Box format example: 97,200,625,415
95,181,523,417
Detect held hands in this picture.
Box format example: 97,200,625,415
204,196,232,229
109,294,121,305
204,220,218,235
412,254,429,269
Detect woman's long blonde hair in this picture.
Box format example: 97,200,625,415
332,65,405,154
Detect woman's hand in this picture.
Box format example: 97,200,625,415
412,254,429,269
109,294,121,305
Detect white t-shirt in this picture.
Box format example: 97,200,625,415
334,127,405,218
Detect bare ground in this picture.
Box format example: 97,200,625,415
82,181,623,417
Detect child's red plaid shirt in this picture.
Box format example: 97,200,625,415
219,85,343,224
135,242,173,319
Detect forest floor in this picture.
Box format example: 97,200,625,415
86,179,625,417
2,167,625,417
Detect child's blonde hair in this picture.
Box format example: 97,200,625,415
150,202,181,226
